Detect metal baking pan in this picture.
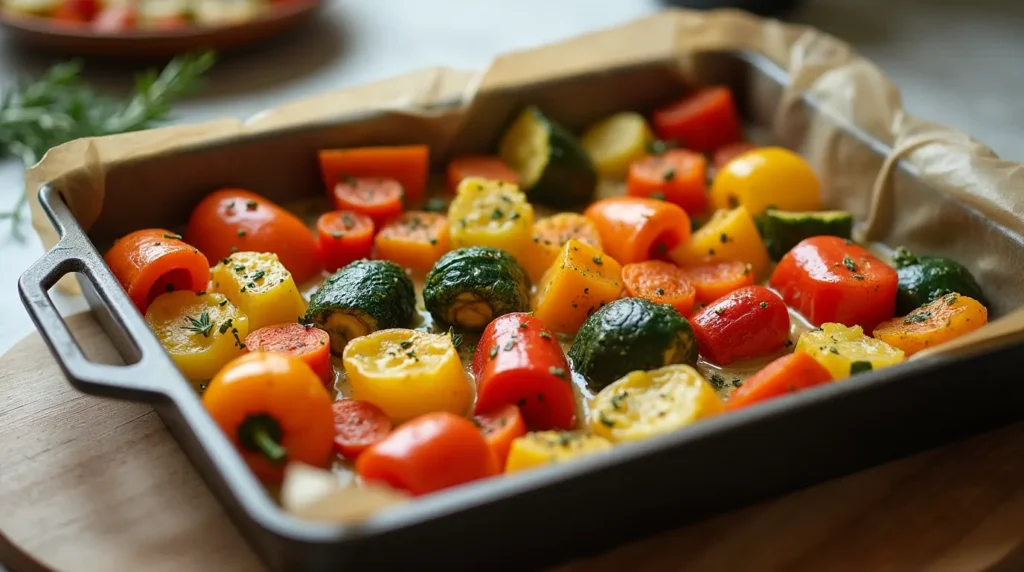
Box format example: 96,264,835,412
19,50,1024,570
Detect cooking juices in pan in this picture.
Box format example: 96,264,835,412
101,85,991,502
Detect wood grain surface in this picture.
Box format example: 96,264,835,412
2,312,1024,571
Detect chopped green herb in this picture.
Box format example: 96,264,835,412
709,373,726,389
549,366,568,380
218,319,234,335
163,233,182,240
944,293,959,305
184,311,213,337
828,346,840,354
236,229,246,237
592,255,603,266
250,270,265,281
714,307,725,316
598,412,615,428
655,288,665,296
662,168,676,182
234,264,245,273
720,233,730,244
852,274,865,280
539,331,552,340
843,256,858,272
491,208,504,220
195,290,206,296
610,391,629,411
503,340,516,352
904,311,932,324
489,346,498,359
245,201,258,211
399,340,413,349
850,361,873,374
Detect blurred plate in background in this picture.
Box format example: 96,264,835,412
0,0,322,58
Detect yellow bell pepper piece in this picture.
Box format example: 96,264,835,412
343,329,470,422
796,323,905,380
145,291,249,384
504,431,612,473
447,177,535,262
581,112,653,179
532,239,623,334
669,206,770,279
588,364,723,443
522,213,604,283
210,251,306,331
710,146,821,215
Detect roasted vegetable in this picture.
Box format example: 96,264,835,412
303,259,416,354
316,210,374,273
651,86,742,153
244,323,332,385
343,329,471,422
499,106,597,206
447,177,535,261
796,323,905,380
331,399,392,460
891,247,987,315
202,352,335,483
211,251,307,332
682,260,755,306
622,260,697,316
759,208,854,261
104,228,211,313
585,196,691,265
581,111,653,179
472,313,577,431
726,353,833,410
504,431,612,473
331,177,404,229
423,246,531,331
770,236,898,332
690,286,790,365
446,155,520,191
474,404,528,471
318,145,429,202
626,149,708,216
873,293,988,356
710,147,821,215
568,298,698,392
186,189,320,284
670,205,770,279
375,211,450,273
523,213,603,283
357,412,497,495
532,239,623,334
145,290,248,384
589,364,722,443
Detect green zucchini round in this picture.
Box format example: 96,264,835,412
303,259,416,354
568,297,698,392
892,247,987,314
423,246,531,332
498,106,597,207
759,208,853,261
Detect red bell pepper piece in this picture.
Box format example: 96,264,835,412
690,286,790,365
769,236,897,331
652,86,742,153
471,313,577,431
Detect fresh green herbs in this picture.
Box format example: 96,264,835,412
185,311,213,337
0,53,214,230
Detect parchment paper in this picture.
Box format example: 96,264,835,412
22,8,1024,517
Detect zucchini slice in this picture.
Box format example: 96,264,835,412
568,297,698,392
499,106,597,207
759,208,854,261
891,247,987,314
303,259,416,354
423,246,531,331
581,112,653,179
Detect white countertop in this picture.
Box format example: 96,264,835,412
1,0,1022,354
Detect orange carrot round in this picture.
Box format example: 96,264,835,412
316,211,375,273
446,155,519,192
332,399,392,460
185,189,320,284
583,196,691,264
104,228,210,313
318,145,429,203
627,149,707,216
332,177,404,228
374,211,450,273
726,353,833,411
683,260,754,306
872,293,988,356
473,403,527,471
621,260,697,315
524,213,603,282
244,323,333,385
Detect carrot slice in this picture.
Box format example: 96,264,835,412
683,260,754,306
446,155,519,192
726,353,833,410
104,228,210,313
621,260,697,315
332,399,393,460
652,86,742,153
523,213,603,282
332,177,404,228
626,149,708,216
473,403,527,471
318,146,429,203
244,323,333,384
712,142,757,169
872,293,988,356
316,211,374,273
375,211,450,273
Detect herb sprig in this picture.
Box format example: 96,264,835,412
0,52,215,230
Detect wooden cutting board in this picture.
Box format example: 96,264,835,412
3,313,1024,572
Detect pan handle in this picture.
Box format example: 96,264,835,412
18,186,178,401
